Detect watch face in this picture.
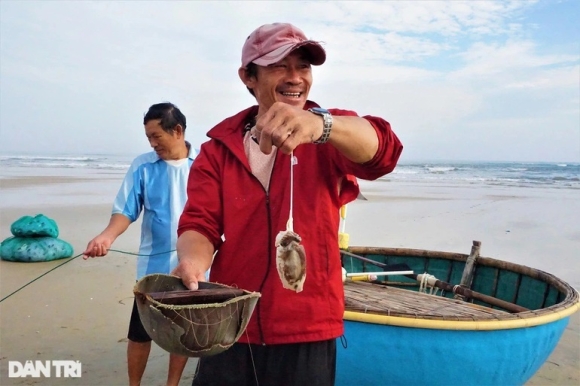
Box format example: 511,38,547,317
310,107,329,114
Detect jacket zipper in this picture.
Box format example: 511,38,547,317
256,193,272,345
253,157,278,345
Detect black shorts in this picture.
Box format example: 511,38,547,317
127,298,152,342
192,339,336,386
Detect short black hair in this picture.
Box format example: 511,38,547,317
245,63,258,97
143,102,186,133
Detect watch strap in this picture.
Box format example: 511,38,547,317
309,108,333,144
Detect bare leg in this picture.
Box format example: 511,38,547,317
128,340,151,386
166,354,189,386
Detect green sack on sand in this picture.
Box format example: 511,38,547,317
10,214,59,238
0,237,73,262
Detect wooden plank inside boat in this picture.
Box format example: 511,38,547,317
344,281,510,320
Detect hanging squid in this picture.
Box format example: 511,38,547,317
275,229,306,293
275,153,306,293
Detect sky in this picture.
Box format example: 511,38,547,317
0,0,578,163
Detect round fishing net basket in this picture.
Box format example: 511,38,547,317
134,274,260,357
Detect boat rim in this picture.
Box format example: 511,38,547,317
343,246,580,330
344,302,579,330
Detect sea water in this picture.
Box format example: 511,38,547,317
385,161,579,189
1,155,578,189
0,154,132,173
0,154,131,208
1,154,578,287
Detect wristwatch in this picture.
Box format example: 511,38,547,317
308,107,333,144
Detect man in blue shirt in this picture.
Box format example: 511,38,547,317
83,102,195,386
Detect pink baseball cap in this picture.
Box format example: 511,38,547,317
241,23,326,67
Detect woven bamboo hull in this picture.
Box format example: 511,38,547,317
337,246,579,386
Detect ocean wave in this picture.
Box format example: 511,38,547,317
94,163,130,170
553,176,579,182
0,154,131,171
378,162,580,189
0,155,102,162
392,169,419,174
9,161,128,170
2,156,578,189
425,166,456,173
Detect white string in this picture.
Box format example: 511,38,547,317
419,273,427,293
430,284,440,296
286,151,295,232
244,329,259,386
418,273,438,294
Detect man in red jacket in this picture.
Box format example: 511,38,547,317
175,23,403,386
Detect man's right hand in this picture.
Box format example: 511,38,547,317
83,214,131,260
82,235,113,259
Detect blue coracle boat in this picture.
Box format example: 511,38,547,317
337,243,579,386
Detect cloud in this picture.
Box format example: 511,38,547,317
0,0,577,162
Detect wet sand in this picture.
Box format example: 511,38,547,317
0,172,578,385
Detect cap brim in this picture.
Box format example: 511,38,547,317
252,41,326,67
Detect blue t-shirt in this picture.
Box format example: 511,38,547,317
113,147,196,279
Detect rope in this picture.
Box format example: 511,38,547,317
418,272,439,295
286,152,295,232
244,329,260,386
419,272,428,293
340,334,348,349
0,248,176,303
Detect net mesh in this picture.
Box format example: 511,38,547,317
1,214,73,262
134,274,261,357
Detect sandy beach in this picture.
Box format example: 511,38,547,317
0,168,578,385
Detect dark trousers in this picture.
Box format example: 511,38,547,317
192,339,336,386
127,297,151,342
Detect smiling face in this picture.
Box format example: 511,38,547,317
240,48,312,117
144,119,185,160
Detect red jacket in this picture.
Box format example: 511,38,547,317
178,101,402,344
